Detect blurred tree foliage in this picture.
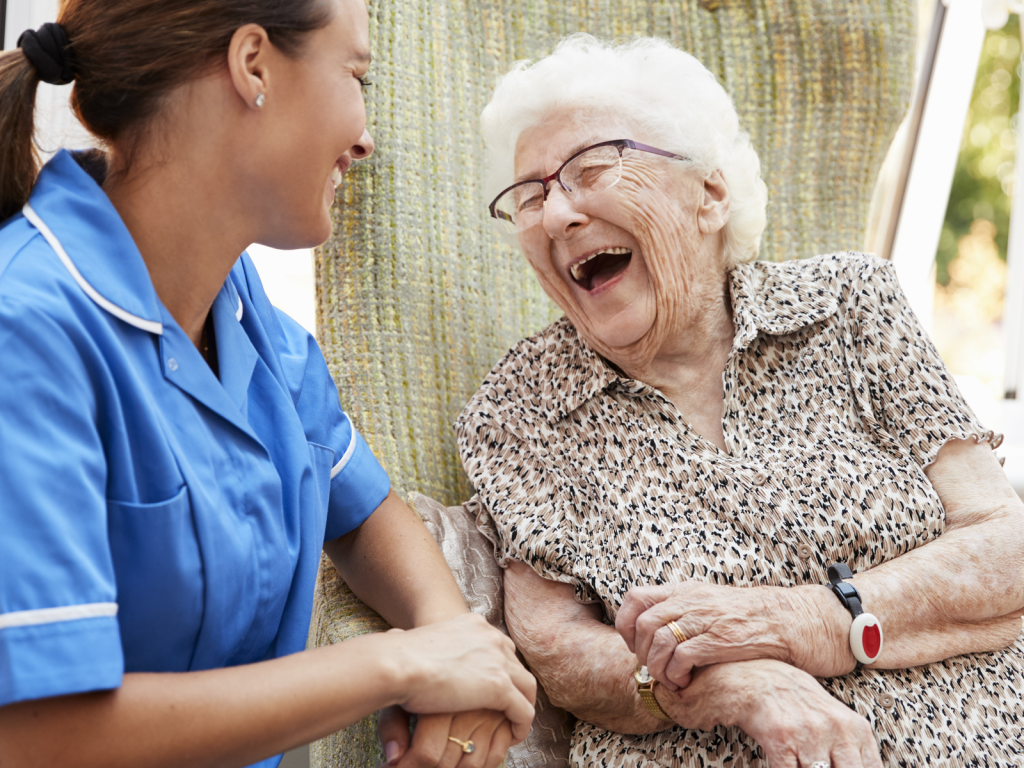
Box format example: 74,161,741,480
938,18,1021,286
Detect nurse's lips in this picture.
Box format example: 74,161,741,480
330,158,352,190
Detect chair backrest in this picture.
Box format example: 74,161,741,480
314,0,916,506
310,2,915,765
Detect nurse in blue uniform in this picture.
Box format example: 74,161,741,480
0,2,534,767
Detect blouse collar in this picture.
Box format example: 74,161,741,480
547,256,843,421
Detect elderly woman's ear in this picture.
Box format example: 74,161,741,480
696,170,730,235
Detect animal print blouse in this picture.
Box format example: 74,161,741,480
456,253,1022,767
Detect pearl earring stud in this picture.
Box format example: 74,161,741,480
255,93,266,108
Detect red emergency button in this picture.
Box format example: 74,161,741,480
850,613,883,665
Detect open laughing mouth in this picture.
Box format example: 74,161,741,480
569,247,633,292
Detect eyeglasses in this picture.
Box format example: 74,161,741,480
488,139,689,234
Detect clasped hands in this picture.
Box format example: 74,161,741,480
377,707,514,768
616,580,883,768
616,580,855,691
370,612,535,768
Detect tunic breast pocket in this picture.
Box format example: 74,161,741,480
107,485,204,672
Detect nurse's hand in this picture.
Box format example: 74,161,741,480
377,708,512,767
386,612,536,742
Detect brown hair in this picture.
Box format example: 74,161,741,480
0,0,336,222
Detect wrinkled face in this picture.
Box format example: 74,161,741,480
256,0,374,248
513,110,723,363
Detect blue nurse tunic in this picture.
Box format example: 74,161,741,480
0,150,391,764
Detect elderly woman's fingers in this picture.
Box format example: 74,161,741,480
644,622,694,690
825,741,868,768
634,599,709,671
728,661,881,768
615,584,677,653
619,581,842,684
662,633,763,688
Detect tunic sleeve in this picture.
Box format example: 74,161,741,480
848,259,998,469
0,298,124,707
270,306,391,542
457,416,597,604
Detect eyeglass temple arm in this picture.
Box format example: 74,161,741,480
626,140,689,162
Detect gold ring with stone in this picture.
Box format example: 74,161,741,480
666,620,687,644
448,737,476,754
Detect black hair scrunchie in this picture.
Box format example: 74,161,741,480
17,22,77,85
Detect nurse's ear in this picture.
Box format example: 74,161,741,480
226,24,273,111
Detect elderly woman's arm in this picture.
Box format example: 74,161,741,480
504,561,882,767
619,437,1024,688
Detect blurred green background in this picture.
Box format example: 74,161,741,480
932,15,1021,398
940,18,1020,286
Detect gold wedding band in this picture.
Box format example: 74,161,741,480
448,737,476,754
666,620,687,644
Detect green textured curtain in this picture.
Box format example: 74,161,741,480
311,1,916,765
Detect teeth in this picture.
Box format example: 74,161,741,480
569,247,633,281
330,167,342,189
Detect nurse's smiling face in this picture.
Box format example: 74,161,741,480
249,0,375,249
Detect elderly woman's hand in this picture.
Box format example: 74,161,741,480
616,581,849,690
678,660,883,768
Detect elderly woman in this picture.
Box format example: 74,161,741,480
455,35,1024,768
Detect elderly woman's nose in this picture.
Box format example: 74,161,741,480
542,185,587,237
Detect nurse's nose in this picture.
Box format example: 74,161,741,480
351,129,374,160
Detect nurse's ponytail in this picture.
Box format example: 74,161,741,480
0,0,336,224
0,46,44,222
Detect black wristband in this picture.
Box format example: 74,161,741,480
827,563,864,617
825,562,883,668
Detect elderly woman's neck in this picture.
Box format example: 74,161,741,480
620,280,735,451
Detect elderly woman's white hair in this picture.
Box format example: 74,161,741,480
481,34,768,267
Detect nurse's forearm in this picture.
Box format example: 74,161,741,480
0,634,412,768
324,489,468,628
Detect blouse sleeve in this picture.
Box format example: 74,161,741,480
847,259,999,469
457,416,598,604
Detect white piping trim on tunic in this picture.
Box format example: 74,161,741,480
236,296,244,322
0,602,118,631
330,426,358,479
23,204,164,335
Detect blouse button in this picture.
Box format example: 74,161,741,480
797,543,812,560
752,471,767,486
878,693,895,709
167,358,179,372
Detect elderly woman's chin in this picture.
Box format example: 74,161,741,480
582,300,656,350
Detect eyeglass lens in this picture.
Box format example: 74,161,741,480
493,145,624,233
